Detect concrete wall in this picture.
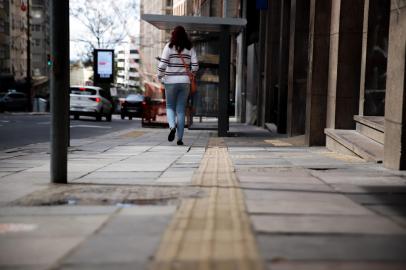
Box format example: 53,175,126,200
384,0,406,170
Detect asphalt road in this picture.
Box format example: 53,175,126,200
0,113,141,150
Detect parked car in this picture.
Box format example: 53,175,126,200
120,94,144,120
69,86,113,121
0,90,28,112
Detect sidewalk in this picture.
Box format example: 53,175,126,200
0,124,405,269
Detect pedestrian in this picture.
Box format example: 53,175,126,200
157,25,198,146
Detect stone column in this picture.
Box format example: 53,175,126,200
326,0,364,129
276,0,291,134
384,0,406,170
266,0,282,125
305,0,332,145
287,0,311,136
358,0,370,116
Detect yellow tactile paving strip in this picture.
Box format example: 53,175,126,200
150,138,265,270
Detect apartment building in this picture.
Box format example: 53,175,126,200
139,0,172,89
116,42,141,89
30,0,49,77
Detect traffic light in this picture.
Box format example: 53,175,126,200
47,54,52,67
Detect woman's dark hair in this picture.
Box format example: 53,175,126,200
169,26,192,52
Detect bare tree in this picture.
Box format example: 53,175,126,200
70,0,138,62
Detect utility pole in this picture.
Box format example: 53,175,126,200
50,0,69,184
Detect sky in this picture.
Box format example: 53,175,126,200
69,0,140,61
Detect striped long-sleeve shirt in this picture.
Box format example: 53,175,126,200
157,43,199,84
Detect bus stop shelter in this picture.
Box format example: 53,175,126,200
141,14,246,137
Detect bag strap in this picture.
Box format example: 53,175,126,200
178,52,193,78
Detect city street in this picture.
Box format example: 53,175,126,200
0,113,141,150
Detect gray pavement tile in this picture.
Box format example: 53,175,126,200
240,183,333,192
257,235,406,261
237,175,323,184
118,205,176,216
62,234,161,264
58,262,148,270
238,167,313,177
366,205,406,217
0,184,49,206
157,168,195,183
267,262,406,270
245,190,374,215
251,214,406,234
98,215,172,236
0,215,109,237
0,265,48,270
315,176,406,186
345,194,406,205
0,237,83,266
389,216,406,227
331,184,406,193
0,172,13,178
233,159,292,166
72,178,157,185
0,206,117,216
72,171,161,185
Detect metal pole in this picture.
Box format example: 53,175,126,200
50,0,69,183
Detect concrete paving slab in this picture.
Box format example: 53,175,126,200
257,235,406,261
240,183,333,192
251,215,406,234
58,262,148,270
237,175,323,184
366,205,406,216
62,234,161,264
0,215,108,237
390,216,406,227
98,215,172,236
72,171,161,185
0,237,83,266
267,262,406,270
0,206,117,216
315,176,406,186
246,200,373,215
0,265,48,269
98,161,173,172
345,194,406,205
0,172,12,178
0,184,49,206
118,205,176,216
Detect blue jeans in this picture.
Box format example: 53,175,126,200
165,83,190,140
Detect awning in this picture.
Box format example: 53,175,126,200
141,14,247,33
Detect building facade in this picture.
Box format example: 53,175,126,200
244,0,406,170
139,0,173,90
0,0,11,77
116,43,141,89
6,1,27,80
30,0,49,77
0,0,49,97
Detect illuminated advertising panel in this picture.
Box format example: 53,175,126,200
93,49,114,83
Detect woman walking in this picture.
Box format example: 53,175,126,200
157,26,198,145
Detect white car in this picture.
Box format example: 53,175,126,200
69,86,113,121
